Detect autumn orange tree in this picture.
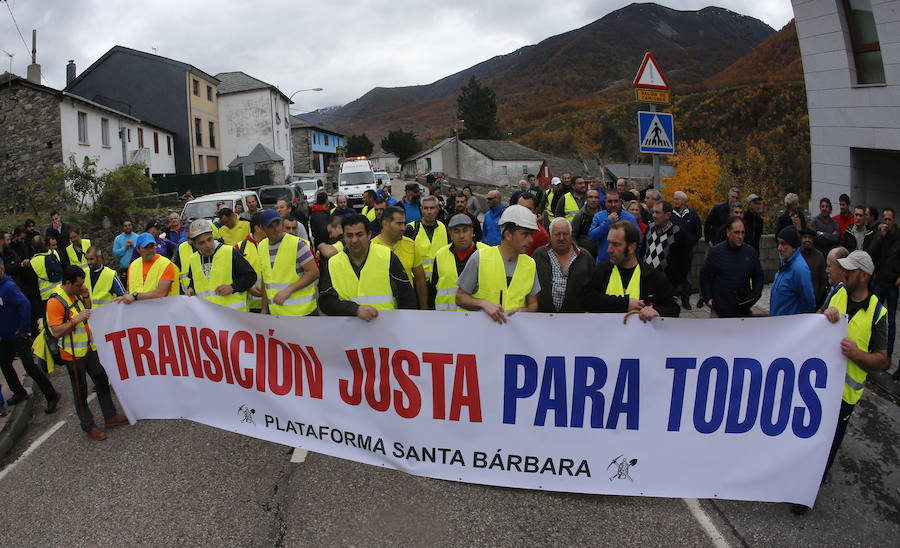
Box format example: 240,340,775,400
661,139,723,217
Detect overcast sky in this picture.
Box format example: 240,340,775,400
1,0,794,111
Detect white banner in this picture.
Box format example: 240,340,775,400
91,297,847,506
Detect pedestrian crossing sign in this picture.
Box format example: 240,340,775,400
638,111,675,154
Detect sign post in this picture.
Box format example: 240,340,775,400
633,52,671,191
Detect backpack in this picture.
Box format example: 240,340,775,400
45,252,63,283
43,292,76,359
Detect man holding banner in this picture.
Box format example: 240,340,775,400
318,214,417,320
581,220,679,321
257,209,319,316
183,220,257,311
116,233,178,304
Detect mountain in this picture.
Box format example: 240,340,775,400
305,3,775,141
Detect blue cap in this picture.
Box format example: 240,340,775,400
259,209,280,227
136,233,156,248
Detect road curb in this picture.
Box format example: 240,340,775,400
0,388,34,461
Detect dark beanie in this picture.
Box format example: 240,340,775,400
778,225,801,249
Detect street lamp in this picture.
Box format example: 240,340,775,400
288,87,323,103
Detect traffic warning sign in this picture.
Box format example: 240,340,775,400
638,111,674,154
633,52,670,90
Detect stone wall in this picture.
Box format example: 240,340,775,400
0,83,63,209
290,128,312,174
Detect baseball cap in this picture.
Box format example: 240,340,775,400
838,250,875,275
136,233,156,248
747,193,761,202
551,177,561,186
188,219,214,239
499,204,539,230
448,213,473,228
259,209,280,227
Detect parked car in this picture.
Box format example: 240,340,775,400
257,184,302,210
289,178,324,215
338,157,377,209
374,170,391,188
181,190,260,222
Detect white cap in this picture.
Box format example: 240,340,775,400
188,219,214,239
551,177,561,186
499,204,539,230
837,250,875,275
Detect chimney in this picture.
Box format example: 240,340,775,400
26,29,40,85
66,60,76,85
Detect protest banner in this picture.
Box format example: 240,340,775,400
91,297,847,506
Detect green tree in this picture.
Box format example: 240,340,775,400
346,133,374,156
456,76,501,139
380,129,420,161
91,163,155,225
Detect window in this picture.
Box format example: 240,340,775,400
153,131,159,153
167,135,172,156
193,79,200,96
276,112,281,125
426,158,432,171
501,165,508,175
127,128,131,143
277,132,280,148
101,118,110,147
77,111,88,144
844,0,886,84
206,85,213,101
138,128,144,148
194,117,202,146
324,134,329,146
209,121,215,148
522,165,528,174
198,154,204,172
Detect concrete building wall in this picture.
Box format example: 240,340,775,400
291,127,313,173
218,90,273,173
457,142,543,186
0,83,63,198
187,72,221,173
793,0,900,211
371,155,400,172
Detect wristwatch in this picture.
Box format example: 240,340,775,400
132,292,139,301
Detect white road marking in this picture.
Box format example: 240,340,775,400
0,392,99,482
290,448,308,463
683,498,730,547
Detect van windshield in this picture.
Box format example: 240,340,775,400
340,171,375,186
183,199,232,220
259,187,293,206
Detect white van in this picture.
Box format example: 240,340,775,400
181,190,260,222
338,157,376,209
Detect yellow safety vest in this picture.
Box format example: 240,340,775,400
606,264,641,299
563,193,580,221
189,244,247,311
128,255,179,296
219,220,251,246
829,287,886,405
238,239,262,310
362,205,376,222
65,239,91,269
49,285,95,359
176,240,195,293
409,220,448,278
546,189,556,220
85,266,118,308
31,251,61,300
373,235,419,285
472,246,535,309
433,242,488,311
329,242,397,310
258,233,317,316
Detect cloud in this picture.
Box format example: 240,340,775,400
0,0,796,110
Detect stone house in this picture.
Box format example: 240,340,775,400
228,143,286,185
290,115,344,175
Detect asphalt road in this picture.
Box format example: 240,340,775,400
0,363,897,546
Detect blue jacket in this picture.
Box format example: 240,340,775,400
770,249,816,316
402,199,421,223
588,209,641,263
0,275,31,342
113,231,140,269
482,204,506,246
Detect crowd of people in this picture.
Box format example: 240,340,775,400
0,175,892,513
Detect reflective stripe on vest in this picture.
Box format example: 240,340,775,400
66,239,91,269
410,220,448,277
472,245,535,309
189,244,248,311
329,242,397,311
829,287,885,404
563,193,579,221
31,253,60,299
259,233,317,316
238,239,262,310
51,286,94,359
128,255,179,296
86,266,117,309
606,264,641,300
177,241,195,292
433,242,487,311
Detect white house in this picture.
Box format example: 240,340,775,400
370,151,401,173
215,71,293,177
60,91,176,176
403,137,546,187
792,0,900,209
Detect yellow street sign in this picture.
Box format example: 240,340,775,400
636,88,670,104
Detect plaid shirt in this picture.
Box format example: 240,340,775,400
547,245,580,312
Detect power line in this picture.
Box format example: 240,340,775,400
3,0,30,57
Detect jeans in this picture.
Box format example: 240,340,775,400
64,349,117,431
0,337,58,400
873,281,898,358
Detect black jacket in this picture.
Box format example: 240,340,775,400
580,260,680,317
533,245,595,312
641,222,690,287
743,210,764,252
704,202,730,245
309,207,331,247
